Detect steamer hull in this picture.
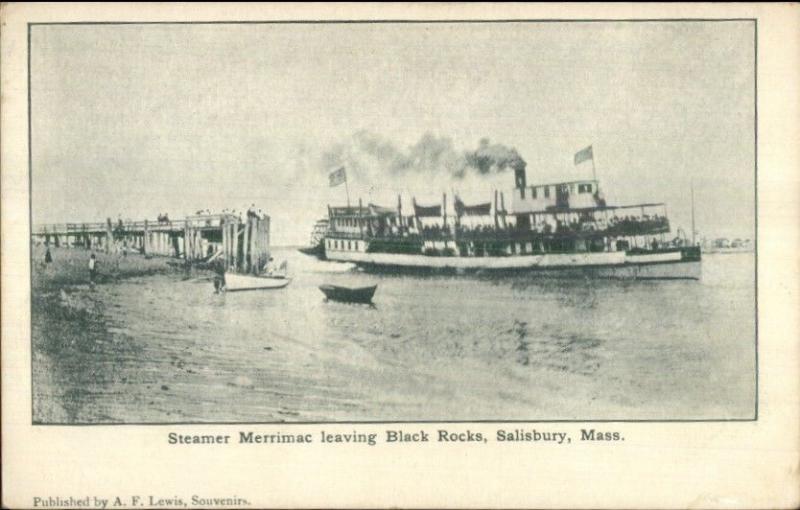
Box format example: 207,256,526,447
325,244,701,280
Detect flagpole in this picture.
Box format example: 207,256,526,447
344,176,351,209
691,178,696,246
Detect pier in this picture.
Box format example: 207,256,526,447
32,213,271,273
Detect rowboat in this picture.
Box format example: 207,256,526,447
319,284,377,304
223,271,291,292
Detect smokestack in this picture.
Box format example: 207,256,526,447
514,166,527,189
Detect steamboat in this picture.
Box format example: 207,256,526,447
320,166,701,280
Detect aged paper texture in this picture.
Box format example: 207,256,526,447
2,2,798,508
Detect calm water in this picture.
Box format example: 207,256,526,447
36,249,756,423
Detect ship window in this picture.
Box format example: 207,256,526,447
347,241,351,250
544,186,550,198
532,187,538,199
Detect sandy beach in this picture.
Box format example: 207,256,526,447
31,245,185,422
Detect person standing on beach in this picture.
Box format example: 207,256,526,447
89,253,97,284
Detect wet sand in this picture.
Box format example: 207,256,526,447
31,246,757,424
31,246,186,423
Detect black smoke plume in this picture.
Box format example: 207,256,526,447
321,131,526,181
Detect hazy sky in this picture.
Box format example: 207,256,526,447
31,21,755,245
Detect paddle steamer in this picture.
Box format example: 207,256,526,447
321,168,701,280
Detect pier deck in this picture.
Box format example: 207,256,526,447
32,213,270,273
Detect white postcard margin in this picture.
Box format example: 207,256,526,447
1,3,798,509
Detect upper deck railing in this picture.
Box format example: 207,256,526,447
32,219,189,236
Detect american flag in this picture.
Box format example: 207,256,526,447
328,166,346,187
574,145,593,165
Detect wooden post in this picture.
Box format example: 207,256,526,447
250,218,258,274
221,218,228,269
106,218,113,254
242,217,250,273
143,220,150,255
232,220,240,271
183,223,191,260
228,220,236,268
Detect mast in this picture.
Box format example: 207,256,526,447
442,192,448,250
358,198,363,239
691,179,696,246
397,194,403,229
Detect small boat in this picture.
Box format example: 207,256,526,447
223,271,291,292
319,284,377,304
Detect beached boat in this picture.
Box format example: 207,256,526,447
223,271,290,291
319,284,377,304
321,155,701,280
